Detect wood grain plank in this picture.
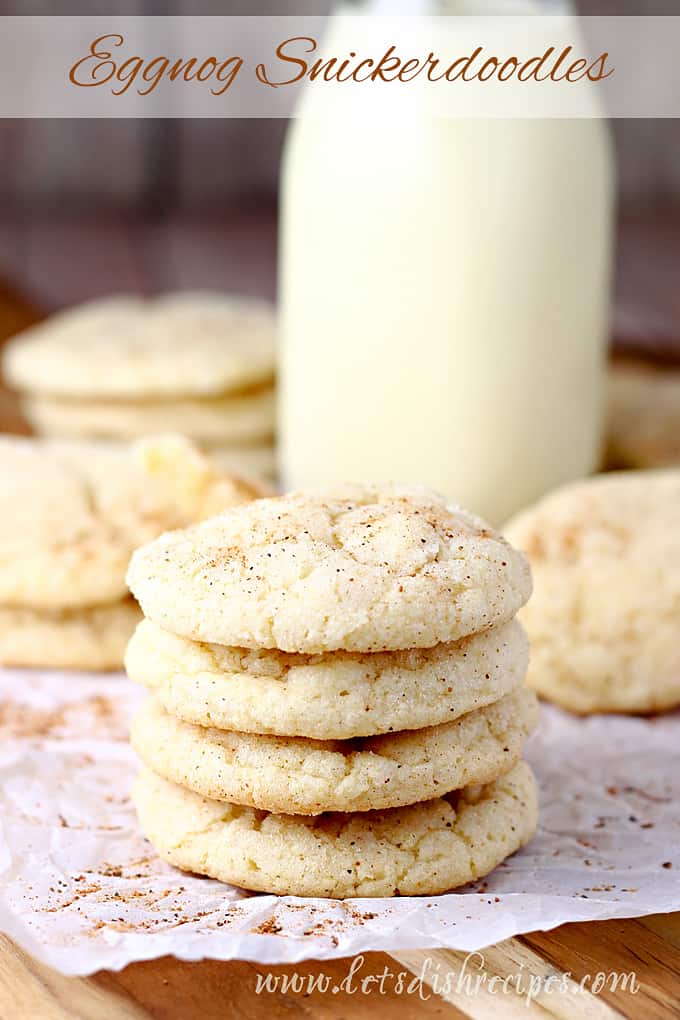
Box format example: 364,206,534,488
0,935,150,1020
95,951,466,1020
391,943,626,1020
1,916,678,1020
523,919,680,1020
638,913,680,952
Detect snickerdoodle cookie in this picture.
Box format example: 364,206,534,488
128,483,537,895
127,485,531,653
133,760,538,897
505,470,680,713
0,434,263,669
22,386,275,444
0,600,141,670
3,292,275,399
125,617,528,739
131,688,538,815
0,434,262,611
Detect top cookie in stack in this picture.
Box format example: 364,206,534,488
2,292,277,483
126,484,539,898
0,433,262,670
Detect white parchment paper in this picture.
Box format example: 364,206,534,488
0,668,678,976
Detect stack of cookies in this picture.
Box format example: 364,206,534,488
0,433,261,670
2,292,277,483
126,485,539,898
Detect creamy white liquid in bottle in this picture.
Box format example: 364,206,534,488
279,0,614,524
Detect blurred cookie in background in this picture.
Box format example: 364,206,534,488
0,433,265,670
20,387,275,444
2,292,277,484
0,601,142,672
505,470,680,715
2,293,276,398
607,356,680,469
204,441,276,482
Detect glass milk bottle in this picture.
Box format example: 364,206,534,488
278,1,615,524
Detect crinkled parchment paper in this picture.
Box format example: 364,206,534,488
0,668,678,975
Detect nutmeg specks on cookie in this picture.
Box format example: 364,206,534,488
127,485,531,653
127,482,537,897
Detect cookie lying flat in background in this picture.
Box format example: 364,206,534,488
505,470,680,714
3,292,275,399
2,291,278,485
0,601,141,671
22,386,275,444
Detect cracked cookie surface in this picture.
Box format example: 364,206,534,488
0,434,263,610
126,617,528,739
133,760,538,897
3,292,276,399
131,688,538,815
505,469,680,713
127,485,531,652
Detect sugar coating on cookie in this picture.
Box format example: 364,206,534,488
127,485,531,652
23,386,275,443
505,469,680,713
132,760,538,897
0,434,263,611
131,688,538,815
3,292,276,399
126,617,528,739
0,599,141,670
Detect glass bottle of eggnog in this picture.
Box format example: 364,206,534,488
278,0,615,524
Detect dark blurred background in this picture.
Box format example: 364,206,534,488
0,0,678,338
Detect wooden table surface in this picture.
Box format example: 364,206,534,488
0,210,679,1019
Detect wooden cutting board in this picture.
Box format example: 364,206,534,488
2,916,680,1019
